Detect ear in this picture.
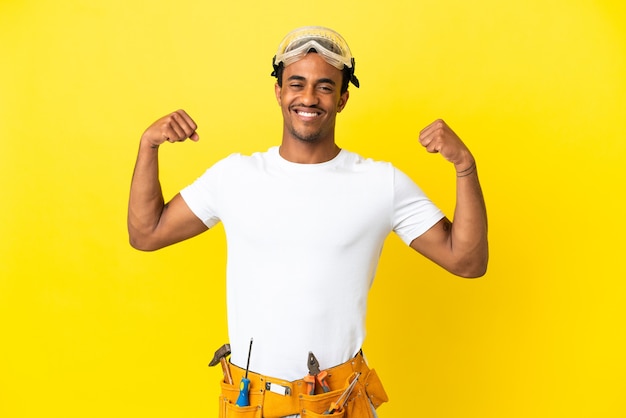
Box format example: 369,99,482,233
337,90,349,113
275,83,282,106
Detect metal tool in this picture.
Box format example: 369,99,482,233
209,343,233,385
323,372,361,415
236,338,254,407
305,351,331,395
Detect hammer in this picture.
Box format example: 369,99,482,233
209,343,233,385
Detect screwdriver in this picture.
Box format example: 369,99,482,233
236,338,254,407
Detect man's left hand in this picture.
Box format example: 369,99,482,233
419,119,474,172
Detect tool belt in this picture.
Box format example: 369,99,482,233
219,351,388,418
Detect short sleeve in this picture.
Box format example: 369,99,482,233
392,167,445,245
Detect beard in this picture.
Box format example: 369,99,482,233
289,125,323,143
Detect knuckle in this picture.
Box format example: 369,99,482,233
159,121,171,132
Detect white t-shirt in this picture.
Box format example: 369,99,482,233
180,146,444,380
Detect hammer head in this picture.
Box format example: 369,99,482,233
209,343,231,367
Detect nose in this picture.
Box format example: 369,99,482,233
300,85,319,106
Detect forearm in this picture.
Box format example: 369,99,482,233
414,119,488,277
127,140,166,248
449,161,489,277
127,110,205,250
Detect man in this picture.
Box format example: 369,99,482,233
128,26,488,418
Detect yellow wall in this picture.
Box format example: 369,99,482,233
1,1,625,417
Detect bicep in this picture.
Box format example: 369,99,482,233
151,193,209,249
409,217,454,269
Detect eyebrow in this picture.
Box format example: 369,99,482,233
287,75,336,85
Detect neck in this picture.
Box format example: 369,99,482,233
279,138,341,164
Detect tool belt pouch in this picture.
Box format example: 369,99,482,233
299,389,346,417
300,369,388,418
218,381,263,418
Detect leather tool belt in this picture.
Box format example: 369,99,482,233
219,351,388,418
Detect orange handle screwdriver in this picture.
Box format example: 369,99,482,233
323,372,361,415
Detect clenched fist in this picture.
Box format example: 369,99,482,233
141,109,199,147
419,119,474,172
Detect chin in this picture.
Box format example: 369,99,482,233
291,129,322,143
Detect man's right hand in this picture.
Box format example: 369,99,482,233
141,109,199,147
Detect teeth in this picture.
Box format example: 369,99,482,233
298,111,318,117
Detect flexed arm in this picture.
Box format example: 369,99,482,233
127,110,208,251
410,119,488,278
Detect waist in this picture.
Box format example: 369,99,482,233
230,350,368,394
223,351,371,417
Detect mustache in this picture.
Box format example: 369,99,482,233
291,103,322,110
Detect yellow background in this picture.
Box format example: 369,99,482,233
1,0,625,417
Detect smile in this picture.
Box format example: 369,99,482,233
295,109,322,118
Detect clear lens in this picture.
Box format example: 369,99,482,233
274,26,354,70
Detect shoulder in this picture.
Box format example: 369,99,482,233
340,150,429,195
339,149,394,172
210,147,278,171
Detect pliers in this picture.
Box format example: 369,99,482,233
305,351,331,395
